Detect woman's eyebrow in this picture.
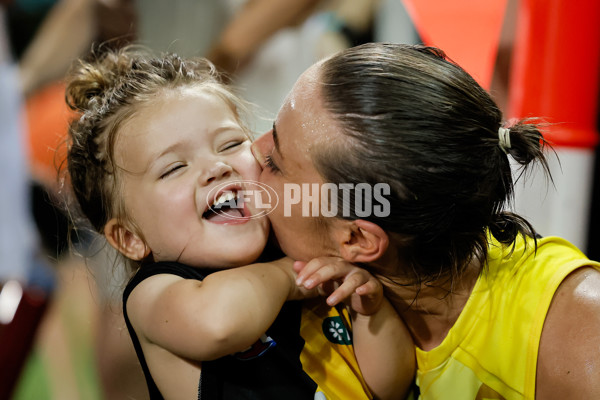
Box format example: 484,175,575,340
272,123,283,160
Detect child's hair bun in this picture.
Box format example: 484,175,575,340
66,49,132,113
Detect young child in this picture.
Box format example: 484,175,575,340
65,46,414,400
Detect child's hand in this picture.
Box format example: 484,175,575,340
294,257,383,316
270,257,320,301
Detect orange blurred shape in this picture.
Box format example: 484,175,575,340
401,0,508,90
25,82,73,186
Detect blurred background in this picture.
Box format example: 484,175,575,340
0,0,598,398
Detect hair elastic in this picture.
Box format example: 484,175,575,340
498,127,511,154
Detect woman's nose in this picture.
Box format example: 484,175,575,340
251,130,273,168
199,161,232,186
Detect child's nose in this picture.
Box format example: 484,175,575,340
199,162,232,186
251,142,265,166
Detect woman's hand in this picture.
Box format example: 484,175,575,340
294,257,383,316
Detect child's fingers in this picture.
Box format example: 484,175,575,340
301,262,353,289
325,272,370,306
355,279,381,296
319,280,338,297
293,261,306,273
295,258,338,287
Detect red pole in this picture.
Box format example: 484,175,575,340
509,0,599,149
508,0,599,250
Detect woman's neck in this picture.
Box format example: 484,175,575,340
372,252,481,351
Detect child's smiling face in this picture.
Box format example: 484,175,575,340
112,87,269,268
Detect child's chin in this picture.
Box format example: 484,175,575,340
232,247,268,267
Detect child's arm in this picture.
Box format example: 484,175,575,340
352,297,415,400
127,257,311,362
295,258,416,400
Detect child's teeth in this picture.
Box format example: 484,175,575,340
214,191,236,207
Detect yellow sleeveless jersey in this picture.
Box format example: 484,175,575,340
415,235,600,400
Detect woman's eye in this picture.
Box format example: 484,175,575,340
265,154,281,173
159,164,185,179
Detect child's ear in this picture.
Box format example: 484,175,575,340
334,219,389,263
104,218,150,261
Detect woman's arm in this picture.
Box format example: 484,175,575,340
127,257,309,361
296,258,416,399
536,267,600,398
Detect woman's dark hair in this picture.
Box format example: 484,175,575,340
64,45,250,273
315,43,551,285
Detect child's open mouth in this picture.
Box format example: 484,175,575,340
203,188,249,223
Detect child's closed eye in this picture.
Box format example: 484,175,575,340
221,140,245,152
159,163,186,179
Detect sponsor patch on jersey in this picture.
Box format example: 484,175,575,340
322,316,352,345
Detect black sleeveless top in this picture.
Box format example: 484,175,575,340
122,262,318,399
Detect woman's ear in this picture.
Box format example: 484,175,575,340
334,219,389,263
104,218,150,261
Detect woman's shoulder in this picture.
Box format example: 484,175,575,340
536,266,600,397
486,234,598,282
